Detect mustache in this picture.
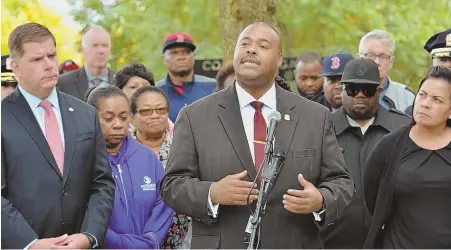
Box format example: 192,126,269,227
241,55,260,65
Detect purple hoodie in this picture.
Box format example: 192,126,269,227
105,134,173,249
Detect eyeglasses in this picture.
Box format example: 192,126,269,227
137,107,169,116
361,53,392,61
343,84,378,97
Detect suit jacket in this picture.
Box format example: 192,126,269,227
57,67,115,100
1,89,115,249
160,84,355,249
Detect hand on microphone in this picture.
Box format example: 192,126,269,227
210,170,259,206
282,174,323,214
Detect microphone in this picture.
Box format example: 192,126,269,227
262,150,285,196
266,111,282,142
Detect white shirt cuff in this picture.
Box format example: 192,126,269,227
207,184,219,218
313,209,326,221
24,239,38,250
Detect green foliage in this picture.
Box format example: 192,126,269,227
1,0,82,64
68,0,450,88
68,0,221,81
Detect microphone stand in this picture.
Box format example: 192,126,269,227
246,141,273,250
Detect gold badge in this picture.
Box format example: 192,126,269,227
446,33,451,47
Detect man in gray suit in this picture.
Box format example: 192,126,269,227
57,25,115,100
1,23,115,249
160,22,354,249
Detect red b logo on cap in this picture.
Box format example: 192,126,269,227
176,34,184,43
331,57,340,69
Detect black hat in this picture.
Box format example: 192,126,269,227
321,52,354,76
162,32,196,53
1,54,18,87
424,29,451,58
340,58,380,85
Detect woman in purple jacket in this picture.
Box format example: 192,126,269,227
86,85,173,249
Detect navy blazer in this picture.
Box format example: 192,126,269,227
1,88,115,249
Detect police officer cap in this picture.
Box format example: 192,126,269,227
424,29,451,58
340,58,380,85
1,54,12,73
321,52,354,77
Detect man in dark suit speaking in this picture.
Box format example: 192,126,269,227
1,23,115,249
160,22,355,249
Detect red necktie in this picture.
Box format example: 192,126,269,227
40,100,64,174
251,101,266,175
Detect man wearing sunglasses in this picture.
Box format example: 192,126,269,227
321,58,410,249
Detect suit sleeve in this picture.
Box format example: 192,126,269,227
363,135,391,215
160,108,214,221
1,137,38,249
105,160,173,249
317,111,355,226
81,112,115,246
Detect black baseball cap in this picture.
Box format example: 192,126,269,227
341,58,380,85
321,52,354,77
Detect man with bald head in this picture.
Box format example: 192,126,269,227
160,22,354,249
57,25,115,100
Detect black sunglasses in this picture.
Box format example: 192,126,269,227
343,84,378,97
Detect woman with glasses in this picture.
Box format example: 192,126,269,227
364,66,451,248
130,86,191,249
86,85,173,248
113,64,174,135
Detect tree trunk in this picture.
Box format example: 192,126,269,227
218,0,278,63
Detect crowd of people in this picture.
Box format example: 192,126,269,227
1,19,450,249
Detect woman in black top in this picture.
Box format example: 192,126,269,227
363,66,451,249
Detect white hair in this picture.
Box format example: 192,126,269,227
358,29,395,55
81,25,110,48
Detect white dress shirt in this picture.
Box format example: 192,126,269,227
208,83,276,217
346,115,375,135
18,85,65,148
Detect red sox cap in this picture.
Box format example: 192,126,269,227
162,32,196,54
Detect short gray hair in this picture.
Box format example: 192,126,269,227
358,29,395,55
81,25,110,48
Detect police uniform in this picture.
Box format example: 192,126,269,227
424,29,451,68
321,59,411,248
1,54,18,96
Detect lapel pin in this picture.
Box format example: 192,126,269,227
284,114,291,121
69,107,74,112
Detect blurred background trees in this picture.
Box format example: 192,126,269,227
1,0,82,64
2,0,450,89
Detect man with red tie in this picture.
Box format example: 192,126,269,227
160,22,354,249
1,23,115,249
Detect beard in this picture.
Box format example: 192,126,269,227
345,106,377,120
170,68,193,78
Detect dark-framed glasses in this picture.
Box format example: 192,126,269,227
343,84,378,97
361,53,392,61
137,107,169,116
